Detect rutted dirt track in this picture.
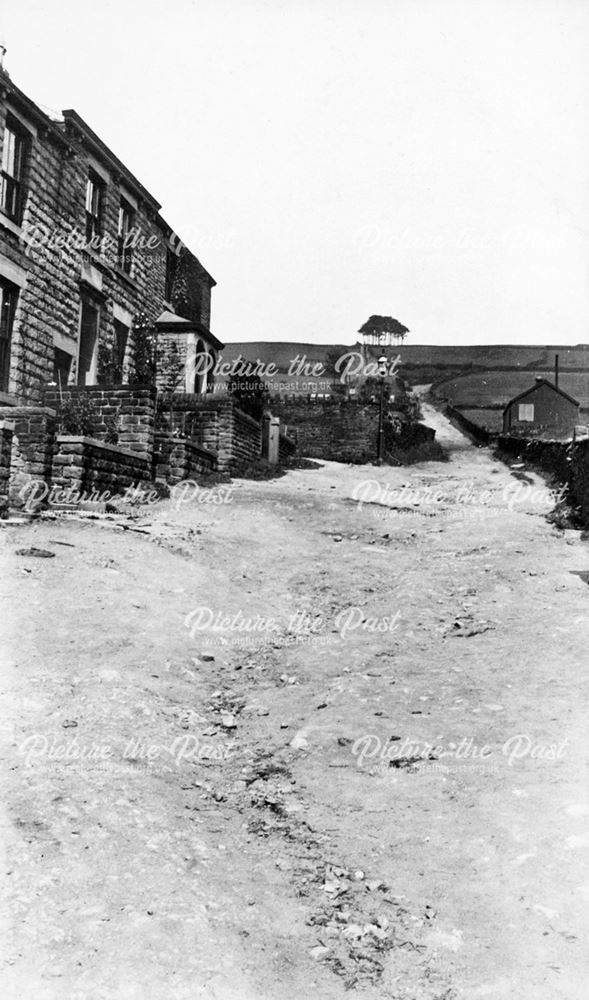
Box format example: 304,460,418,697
1,404,589,999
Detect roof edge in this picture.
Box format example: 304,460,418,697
503,378,580,412
62,108,162,213
1,69,73,151
155,312,224,351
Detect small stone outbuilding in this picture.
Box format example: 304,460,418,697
502,378,580,437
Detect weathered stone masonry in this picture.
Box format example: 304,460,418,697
44,385,156,461
0,384,296,511
0,69,297,503
0,404,56,506
271,399,382,463
153,395,263,473
51,436,150,498
0,70,219,404
153,434,217,485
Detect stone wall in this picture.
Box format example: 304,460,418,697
228,405,262,473
44,385,156,461
154,433,217,484
0,405,56,507
570,440,589,527
272,398,436,464
271,399,381,463
0,420,14,517
187,406,221,455
497,433,589,527
184,398,262,473
156,395,262,473
51,436,150,496
446,405,492,444
42,390,266,478
497,434,573,485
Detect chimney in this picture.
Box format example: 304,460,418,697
0,43,6,70
555,353,559,388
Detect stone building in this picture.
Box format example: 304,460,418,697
0,68,222,404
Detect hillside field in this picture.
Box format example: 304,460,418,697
457,408,505,433
432,370,589,409
222,341,589,371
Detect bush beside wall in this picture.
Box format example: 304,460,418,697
570,440,589,527
0,421,14,517
278,432,297,463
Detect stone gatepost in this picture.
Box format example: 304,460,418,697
262,414,280,464
0,420,15,518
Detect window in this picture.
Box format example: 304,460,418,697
165,248,177,303
77,299,100,386
0,278,18,392
1,115,29,223
113,319,129,380
118,197,135,273
207,350,216,393
194,338,206,394
85,171,104,245
518,403,534,422
53,348,73,388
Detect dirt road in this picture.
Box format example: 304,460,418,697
1,405,589,999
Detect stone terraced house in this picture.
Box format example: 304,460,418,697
0,66,222,404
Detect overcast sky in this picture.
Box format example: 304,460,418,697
2,0,588,346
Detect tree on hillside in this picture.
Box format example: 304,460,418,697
359,315,409,347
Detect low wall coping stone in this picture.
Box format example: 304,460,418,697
56,435,149,463
45,384,155,394
0,406,57,418
154,433,218,461
183,439,217,460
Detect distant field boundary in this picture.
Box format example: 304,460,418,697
445,405,494,444
451,403,504,411
430,366,589,397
